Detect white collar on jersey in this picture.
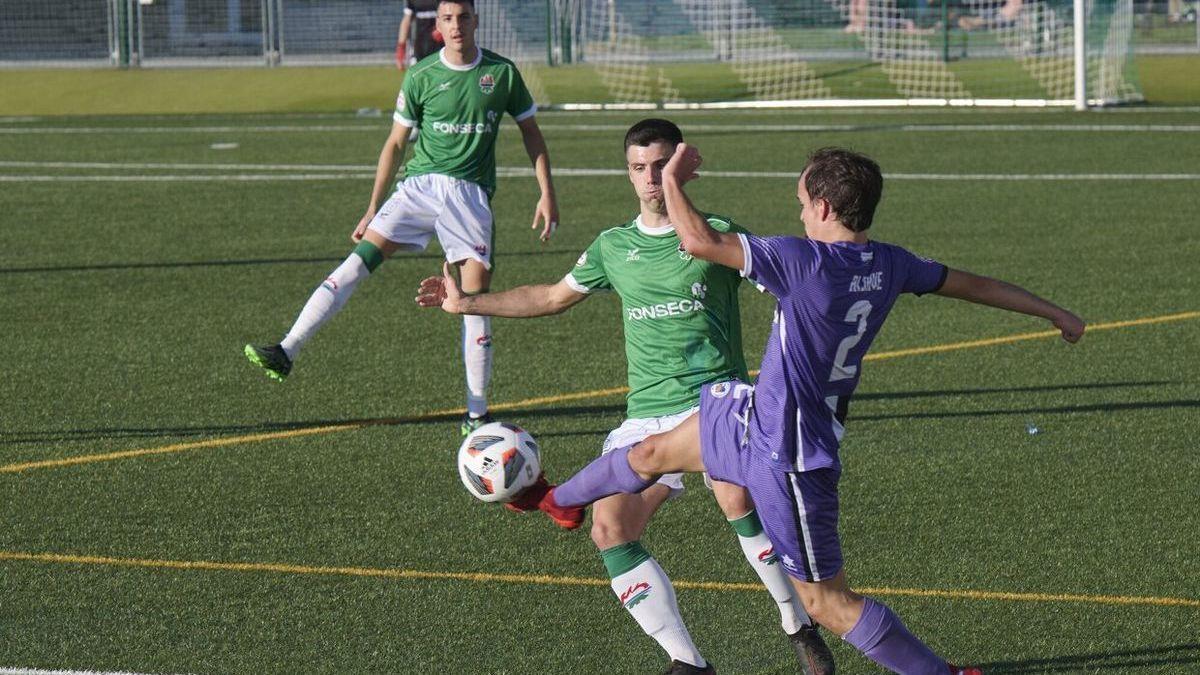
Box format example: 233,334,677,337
635,214,676,236
439,47,482,71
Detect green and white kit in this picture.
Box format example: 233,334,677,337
369,48,536,268
567,213,751,409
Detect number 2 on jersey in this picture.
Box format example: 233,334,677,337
830,300,872,382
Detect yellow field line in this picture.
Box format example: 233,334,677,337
3,310,1196,475
864,310,1200,362
0,387,633,474
2,550,1196,609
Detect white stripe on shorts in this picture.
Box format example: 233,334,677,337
789,473,823,581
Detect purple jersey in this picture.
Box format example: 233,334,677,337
736,234,947,472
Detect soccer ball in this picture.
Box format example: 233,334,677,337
457,422,541,503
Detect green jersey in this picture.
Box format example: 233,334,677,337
394,48,536,197
565,214,751,418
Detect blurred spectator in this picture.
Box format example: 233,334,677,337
397,0,443,70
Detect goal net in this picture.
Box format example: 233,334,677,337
533,0,1142,107
0,0,1144,107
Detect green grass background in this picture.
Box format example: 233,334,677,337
0,60,1198,674
0,53,1196,117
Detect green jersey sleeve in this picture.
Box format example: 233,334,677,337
394,72,423,128
505,65,537,121
564,237,610,293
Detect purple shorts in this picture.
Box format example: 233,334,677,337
699,380,844,582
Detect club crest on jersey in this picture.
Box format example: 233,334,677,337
619,582,652,609
396,91,406,112
690,282,706,299
479,74,496,94
677,243,693,261
575,251,588,267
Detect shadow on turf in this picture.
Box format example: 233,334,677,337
979,643,1200,672
2,382,1185,445
0,250,577,275
0,403,627,445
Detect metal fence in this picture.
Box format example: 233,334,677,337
2,0,1194,69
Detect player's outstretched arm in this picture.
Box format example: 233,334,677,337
415,262,586,317
352,120,411,242
516,117,559,242
936,268,1085,343
661,143,746,271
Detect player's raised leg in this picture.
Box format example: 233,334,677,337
593,490,712,673
551,414,704,508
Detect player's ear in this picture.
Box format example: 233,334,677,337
815,197,831,221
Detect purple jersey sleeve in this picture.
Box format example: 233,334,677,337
738,234,817,298
896,247,948,296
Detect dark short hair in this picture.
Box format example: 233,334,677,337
439,0,475,10
803,147,883,232
624,118,683,151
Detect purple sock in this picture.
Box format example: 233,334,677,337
553,445,655,507
843,597,947,675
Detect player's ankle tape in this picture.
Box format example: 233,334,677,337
600,541,651,578
353,241,384,272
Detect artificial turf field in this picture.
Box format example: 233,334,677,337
1,102,1199,674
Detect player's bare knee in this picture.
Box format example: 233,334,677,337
628,439,664,474
711,481,754,519
590,512,637,549
795,581,862,633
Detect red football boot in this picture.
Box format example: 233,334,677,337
538,486,586,530
504,474,551,513
948,665,983,675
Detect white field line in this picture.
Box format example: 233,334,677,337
2,123,1200,135
0,174,375,182
1,166,1198,183
542,124,1200,133
0,669,185,675
0,160,373,171
3,107,1198,124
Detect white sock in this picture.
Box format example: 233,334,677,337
461,314,492,417
611,558,706,668
732,513,813,634
280,254,370,360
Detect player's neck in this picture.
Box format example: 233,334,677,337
443,45,479,67
807,220,867,244
639,207,670,230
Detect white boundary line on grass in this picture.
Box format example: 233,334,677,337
2,107,1199,124
1,168,1198,182
2,123,1200,135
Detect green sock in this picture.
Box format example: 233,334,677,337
600,541,652,578
353,240,384,272
728,509,764,537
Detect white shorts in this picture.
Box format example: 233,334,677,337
602,406,698,498
366,173,494,269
